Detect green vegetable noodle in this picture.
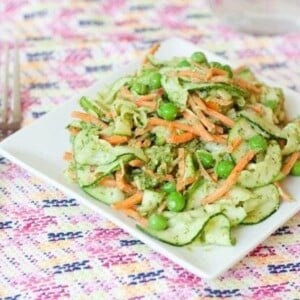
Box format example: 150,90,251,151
65,44,299,248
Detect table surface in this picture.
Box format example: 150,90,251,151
1,1,300,299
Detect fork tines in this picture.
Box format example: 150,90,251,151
0,46,21,136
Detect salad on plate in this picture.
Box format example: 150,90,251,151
64,44,300,247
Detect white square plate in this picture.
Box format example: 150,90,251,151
1,37,300,279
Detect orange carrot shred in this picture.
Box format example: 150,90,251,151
68,127,80,135
63,151,73,161
99,177,117,187
274,182,293,202
168,132,195,144
281,152,300,177
143,43,160,64
121,208,148,226
71,111,107,127
202,151,256,204
115,171,136,194
227,137,243,153
135,100,157,109
102,135,129,145
112,192,144,210
129,159,145,167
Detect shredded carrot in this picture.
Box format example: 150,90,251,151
176,148,186,191
274,182,293,202
135,100,157,109
102,135,129,145
115,171,136,194
177,70,205,82
203,108,235,128
112,192,143,210
141,139,151,148
168,132,195,144
129,159,145,167
248,104,264,115
137,88,164,102
143,43,160,64
148,117,213,141
63,151,73,161
233,77,261,94
202,151,256,204
120,86,134,100
212,134,228,144
121,208,148,226
71,111,107,127
214,125,224,134
206,68,228,80
205,101,221,112
161,174,174,181
183,111,213,141
281,152,300,177
189,98,216,132
210,75,230,83
68,126,80,135
99,177,117,187
227,137,243,153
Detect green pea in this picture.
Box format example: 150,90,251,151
215,160,235,179
162,182,176,193
198,150,215,168
191,51,207,64
131,82,149,95
148,214,168,231
291,161,300,176
177,59,191,68
167,191,185,212
222,64,233,78
248,135,268,152
210,61,223,69
149,72,162,90
157,102,178,121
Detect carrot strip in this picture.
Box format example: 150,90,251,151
233,77,261,94
247,104,264,115
189,98,216,132
148,117,213,141
115,171,136,194
177,70,205,82
71,111,107,127
202,151,256,204
99,177,117,187
204,108,235,128
112,192,143,210
210,75,230,83
281,152,300,177
206,68,228,80
143,43,160,63
135,100,157,109
183,111,213,141
121,208,148,226
274,182,293,202
120,86,134,100
168,132,195,144
212,134,227,144
63,151,73,161
68,127,80,135
129,159,145,167
234,65,247,74
137,88,164,102
102,135,129,145
227,137,243,153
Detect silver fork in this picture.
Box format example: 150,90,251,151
0,46,22,140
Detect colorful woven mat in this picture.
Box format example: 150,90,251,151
1,1,300,299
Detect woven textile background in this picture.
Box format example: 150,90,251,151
0,1,300,299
